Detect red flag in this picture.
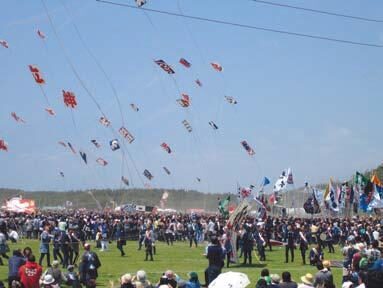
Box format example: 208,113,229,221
0,40,9,48
177,93,190,107
210,62,223,72
37,29,46,39
0,139,8,151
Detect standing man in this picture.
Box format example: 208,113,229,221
115,220,126,257
18,254,42,288
39,225,51,267
242,226,254,265
79,243,101,286
0,230,9,265
285,225,295,263
206,236,224,286
299,227,308,265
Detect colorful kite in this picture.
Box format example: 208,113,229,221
109,139,120,151
79,151,87,164
58,141,67,148
0,40,9,48
99,116,111,127
182,120,192,133
163,166,171,175
96,158,108,166
241,140,255,156
91,139,101,148
62,90,77,108
67,142,76,154
160,143,172,154
121,176,129,186
11,112,26,124
37,30,46,39
130,103,139,112
0,139,8,151
177,94,191,108
225,96,238,105
28,65,45,84
179,58,191,68
209,121,218,130
119,127,135,143
195,79,202,87
154,59,175,74
136,0,146,7
211,62,223,72
143,169,154,180
45,108,56,116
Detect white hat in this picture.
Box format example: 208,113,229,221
43,275,55,285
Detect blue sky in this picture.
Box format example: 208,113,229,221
0,0,382,193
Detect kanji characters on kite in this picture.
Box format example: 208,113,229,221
91,139,101,148
211,62,223,72
119,127,135,143
225,96,238,105
11,112,26,123
121,176,129,186
130,103,139,112
45,108,56,116
182,120,192,132
37,30,46,39
179,58,191,68
62,90,77,108
0,40,9,48
160,143,172,154
143,169,153,180
195,79,202,87
79,151,87,164
67,142,76,154
0,139,8,151
135,0,146,7
241,140,255,156
99,116,111,127
29,65,45,84
96,158,108,166
154,59,175,74
58,141,67,148
209,121,218,130
177,94,191,108
163,166,171,175
110,139,120,151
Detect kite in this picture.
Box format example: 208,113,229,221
37,30,46,39
121,176,129,186
59,171,65,177
109,139,120,151
0,40,9,48
99,116,111,127
130,103,139,112
208,121,218,130
225,96,238,105
196,177,201,182
154,59,175,74
28,65,45,84
79,151,87,164
11,112,26,123
67,142,76,154
160,142,172,154
96,158,108,166
163,166,171,175
211,62,223,72
182,120,192,133
177,94,191,108
62,90,77,108
119,127,135,143
91,139,101,148
45,108,56,116
0,139,8,151
179,58,191,68
143,169,154,180
136,0,146,7
195,79,202,87
241,140,255,156
58,141,67,148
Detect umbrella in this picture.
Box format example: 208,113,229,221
208,271,250,288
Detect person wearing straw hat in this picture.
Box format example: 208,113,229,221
41,274,59,288
298,273,313,288
313,260,333,287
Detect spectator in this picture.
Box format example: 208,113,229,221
8,249,25,288
42,260,67,285
65,265,81,288
280,272,297,288
133,270,152,288
120,273,135,288
41,275,59,288
313,261,333,287
268,274,281,288
185,272,200,288
298,273,313,288
18,254,43,288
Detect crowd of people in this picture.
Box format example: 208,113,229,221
0,211,383,288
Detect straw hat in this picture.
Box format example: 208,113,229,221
300,273,313,286
42,275,55,285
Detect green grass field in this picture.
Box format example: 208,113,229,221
0,240,344,287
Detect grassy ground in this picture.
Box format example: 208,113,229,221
0,240,344,287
